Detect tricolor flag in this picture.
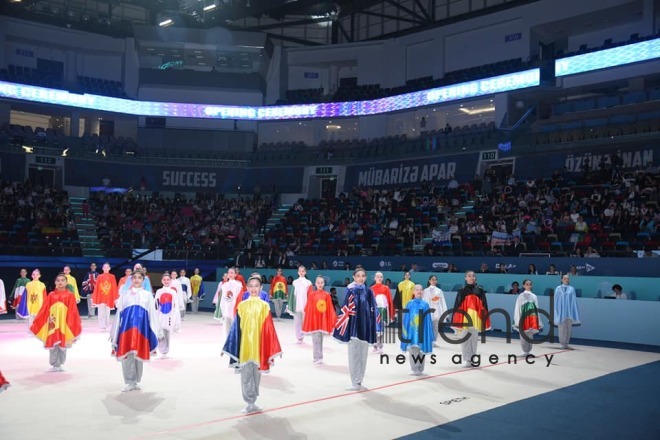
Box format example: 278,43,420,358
115,305,159,361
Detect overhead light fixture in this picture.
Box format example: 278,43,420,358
203,4,217,12
458,106,495,115
159,19,173,27
22,145,33,153
62,148,69,157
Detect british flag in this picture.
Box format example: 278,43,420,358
335,294,356,336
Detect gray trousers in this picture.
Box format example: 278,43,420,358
158,329,170,355
431,319,440,344
241,362,261,405
348,339,369,387
408,346,425,374
49,346,67,367
191,296,200,314
460,328,479,363
520,329,535,354
374,334,384,350
122,353,144,385
293,312,304,341
273,299,285,319
86,297,95,318
312,333,324,362
558,320,573,348
97,304,111,329
180,309,185,321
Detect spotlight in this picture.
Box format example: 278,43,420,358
159,18,173,27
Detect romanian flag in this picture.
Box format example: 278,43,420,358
222,297,282,372
92,273,119,308
115,305,159,361
30,290,82,348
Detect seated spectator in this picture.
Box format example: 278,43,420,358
584,247,600,258
546,264,560,275
508,281,520,295
610,284,627,300
479,263,490,273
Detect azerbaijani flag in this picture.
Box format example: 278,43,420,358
115,305,158,361
30,290,82,348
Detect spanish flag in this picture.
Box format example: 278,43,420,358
30,289,82,348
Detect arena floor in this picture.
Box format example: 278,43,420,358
1,313,658,439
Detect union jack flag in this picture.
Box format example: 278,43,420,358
335,294,356,336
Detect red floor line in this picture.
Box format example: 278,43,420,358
134,349,568,439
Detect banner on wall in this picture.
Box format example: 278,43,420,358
344,152,480,190
63,158,304,193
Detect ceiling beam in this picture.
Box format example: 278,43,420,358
413,0,431,21
359,9,425,25
243,16,332,31
383,0,428,22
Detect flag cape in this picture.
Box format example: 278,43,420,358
17,280,46,318
451,285,491,331
513,291,542,333
303,288,338,334
11,277,29,309
114,305,159,361
190,274,203,296
222,297,282,372
371,283,395,320
241,290,270,302
553,285,581,325
422,286,448,321
269,275,288,300
92,273,119,308
155,287,181,332
65,274,81,302
400,298,435,353
30,290,82,349
333,285,377,344
395,280,415,310
81,271,98,297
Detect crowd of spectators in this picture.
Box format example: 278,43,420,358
89,192,273,259
0,180,80,255
254,158,659,260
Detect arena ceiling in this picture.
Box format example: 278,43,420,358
2,0,537,45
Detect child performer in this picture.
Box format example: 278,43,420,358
553,274,580,349
222,275,282,413
111,271,160,392
189,268,203,314
513,279,542,356
17,269,47,329
371,272,394,353
9,268,29,319
213,273,228,321
451,270,490,367
92,263,119,331
220,268,243,337
302,275,338,364
269,268,288,321
63,265,81,304
401,284,435,376
422,274,448,346
155,273,181,358
81,262,98,318
30,273,82,372
289,266,312,344
333,267,377,391
117,268,132,292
